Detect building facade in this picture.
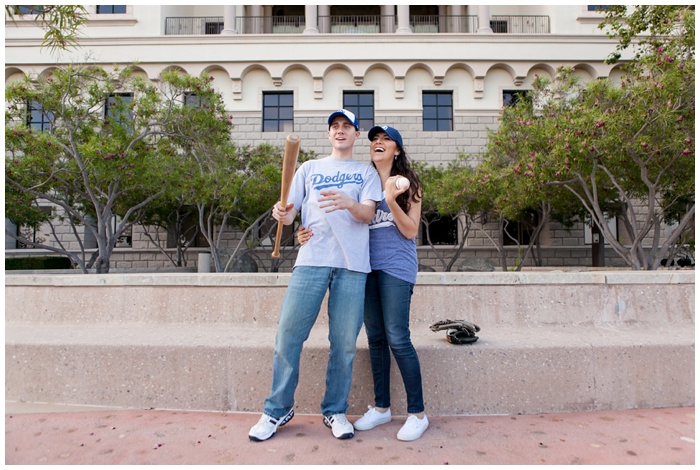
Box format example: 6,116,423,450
6,5,644,271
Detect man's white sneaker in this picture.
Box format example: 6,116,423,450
248,409,294,442
397,414,429,441
353,406,392,431
323,413,354,439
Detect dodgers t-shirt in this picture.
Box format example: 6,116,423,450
287,156,381,273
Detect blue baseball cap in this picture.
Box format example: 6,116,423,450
368,125,403,149
328,109,359,130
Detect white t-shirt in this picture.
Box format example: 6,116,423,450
287,156,382,273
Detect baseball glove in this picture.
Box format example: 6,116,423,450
429,319,480,344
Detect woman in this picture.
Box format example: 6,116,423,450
298,125,428,441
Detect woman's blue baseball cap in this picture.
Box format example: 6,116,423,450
368,125,403,148
328,109,359,130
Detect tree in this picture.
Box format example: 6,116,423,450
476,6,694,271
599,5,695,65
166,106,315,272
485,62,693,270
5,65,232,273
415,158,488,272
481,80,608,271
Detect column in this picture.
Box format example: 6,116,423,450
318,5,330,33
380,5,394,33
477,5,492,34
222,5,238,35
450,5,463,33
250,4,262,34
304,5,319,34
395,4,411,34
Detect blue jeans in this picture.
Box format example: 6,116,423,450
363,270,425,414
263,266,367,419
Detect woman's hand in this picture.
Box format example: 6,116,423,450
296,225,313,245
385,175,409,202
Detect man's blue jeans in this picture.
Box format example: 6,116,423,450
363,270,425,414
263,266,367,419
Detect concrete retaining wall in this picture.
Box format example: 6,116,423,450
5,271,694,416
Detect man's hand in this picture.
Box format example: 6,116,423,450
272,201,297,225
318,190,375,224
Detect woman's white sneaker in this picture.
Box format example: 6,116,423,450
353,406,392,431
397,414,429,441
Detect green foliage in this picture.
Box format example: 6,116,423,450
414,158,487,271
5,64,234,273
481,52,694,269
599,5,695,64
5,5,88,53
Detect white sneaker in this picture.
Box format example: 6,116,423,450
397,414,429,441
248,409,294,442
353,406,392,431
323,413,354,439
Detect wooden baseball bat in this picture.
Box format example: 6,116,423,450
271,134,301,259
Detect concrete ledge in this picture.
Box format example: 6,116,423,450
5,271,695,416
5,270,694,286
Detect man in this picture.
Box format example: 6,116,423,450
248,109,382,441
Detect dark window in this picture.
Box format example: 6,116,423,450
502,90,531,108
183,92,206,108
26,101,53,132
503,211,538,246
105,93,134,129
96,5,127,14
263,92,294,132
490,20,508,33
423,92,453,131
421,212,458,246
587,6,609,12
166,209,206,249
343,92,374,131
205,21,224,34
258,217,297,249
17,6,44,15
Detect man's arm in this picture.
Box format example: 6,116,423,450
318,190,377,224
349,199,378,224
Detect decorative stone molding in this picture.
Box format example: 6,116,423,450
313,77,323,99
474,77,484,99
232,78,242,100
394,77,404,99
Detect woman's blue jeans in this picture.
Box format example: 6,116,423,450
263,266,366,419
363,270,425,414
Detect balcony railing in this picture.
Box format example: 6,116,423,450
164,15,550,36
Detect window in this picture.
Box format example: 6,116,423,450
343,92,374,131
258,217,296,249
587,6,609,12
26,101,53,132
263,92,294,132
17,6,44,15
423,92,452,131
421,212,458,246
205,21,224,34
490,20,508,33
502,90,531,108
105,93,134,127
96,5,127,14
183,92,206,108
166,209,206,249
503,211,538,246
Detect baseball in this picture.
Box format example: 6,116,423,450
395,177,410,190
